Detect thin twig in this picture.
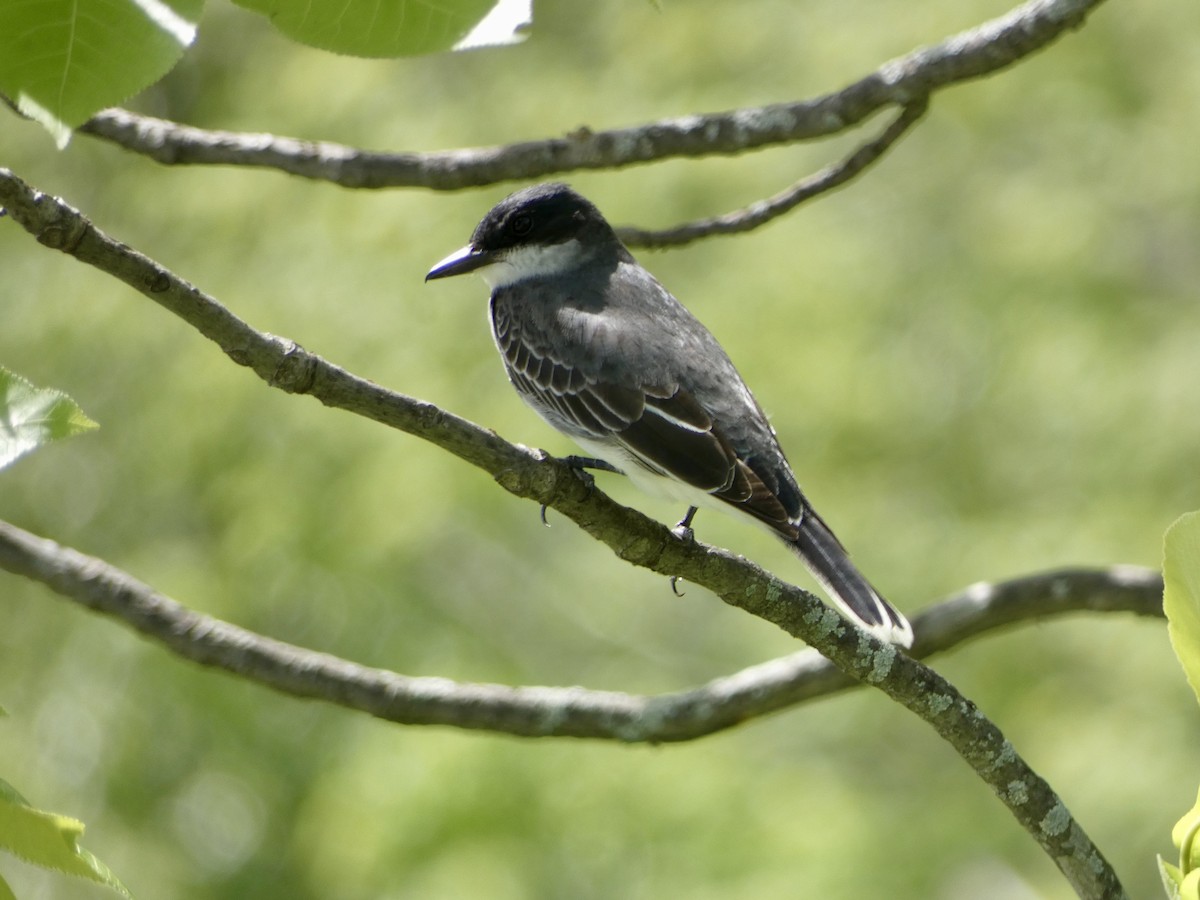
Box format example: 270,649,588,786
615,100,929,248
0,167,1130,898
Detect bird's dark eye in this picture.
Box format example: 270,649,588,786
511,213,533,236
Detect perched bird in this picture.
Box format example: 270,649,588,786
426,183,912,647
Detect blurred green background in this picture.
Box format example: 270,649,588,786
3,1,1199,897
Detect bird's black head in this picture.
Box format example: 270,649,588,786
426,183,623,287
470,182,609,252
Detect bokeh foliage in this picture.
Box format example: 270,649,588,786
2,1,1199,897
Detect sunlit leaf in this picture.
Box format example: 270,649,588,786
0,778,131,897
1172,787,1200,871
0,0,203,146
230,0,530,57
1162,856,1184,900
0,368,98,471
1164,512,1200,706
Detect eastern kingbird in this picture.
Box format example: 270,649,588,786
426,183,913,647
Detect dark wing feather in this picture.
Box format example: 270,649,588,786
720,460,796,537
619,392,732,491
578,382,644,431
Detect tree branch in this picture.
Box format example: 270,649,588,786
0,516,1161,741
73,0,1106,191
54,0,1106,248
0,166,1132,898
613,100,929,248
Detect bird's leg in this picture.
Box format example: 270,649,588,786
672,506,699,543
540,455,622,525
662,511,700,595
667,507,700,595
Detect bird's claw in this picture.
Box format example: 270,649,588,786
571,466,598,495
669,575,686,597
541,455,617,526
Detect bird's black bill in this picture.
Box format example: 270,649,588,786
426,244,494,281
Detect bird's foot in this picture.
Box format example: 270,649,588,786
666,507,699,595
540,455,621,525
671,506,699,544
561,455,621,475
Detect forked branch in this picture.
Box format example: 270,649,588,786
75,0,1106,190
53,0,1109,245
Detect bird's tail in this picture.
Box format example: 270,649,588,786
787,513,913,647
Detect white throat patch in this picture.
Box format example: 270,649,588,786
479,239,584,290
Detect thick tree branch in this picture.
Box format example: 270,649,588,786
73,0,1105,191
0,516,1161,740
0,167,1131,898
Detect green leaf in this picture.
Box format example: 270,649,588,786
1161,855,1183,900
0,0,203,146
230,0,529,57
1164,511,1200,706
0,871,15,900
1184,869,1200,900
0,778,131,898
1173,787,1200,871
0,368,98,471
